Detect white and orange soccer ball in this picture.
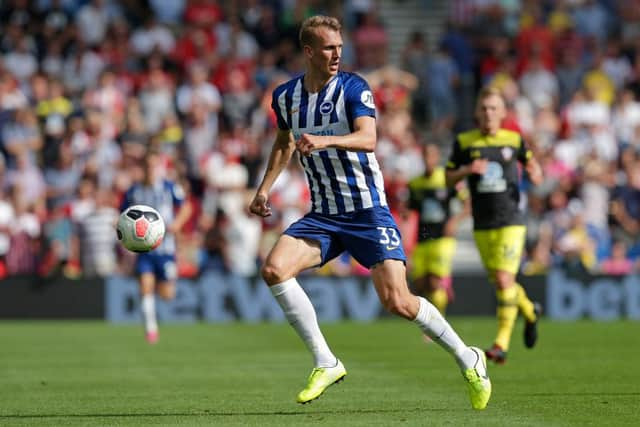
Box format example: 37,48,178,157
116,205,165,253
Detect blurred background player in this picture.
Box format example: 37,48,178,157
445,86,543,364
408,143,469,315
120,150,191,344
249,15,491,409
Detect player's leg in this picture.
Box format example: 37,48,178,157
425,237,457,314
426,274,449,314
487,269,518,363
149,255,179,343
138,271,159,344
476,226,539,363
500,227,538,324
412,241,447,314
370,259,491,410
156,255,178,301
343,207,490,409
262,232,345,403
372,259,467,360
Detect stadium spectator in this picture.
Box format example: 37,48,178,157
0,0,634,286
2,107,42,169
600,240,634,275
130,16,175,57
6,184,40,276
609,162,640,260
76,187,119,277
176,61,221,133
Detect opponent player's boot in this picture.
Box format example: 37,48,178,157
145,331,159,344
462,347,492,410
524,302,543,349
296,359,346,404
485,344,507,365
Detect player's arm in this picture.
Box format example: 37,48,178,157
445,159,487,187
519,137,543,186
250,129,296,217
296,116,376,155
445,135,487,187
524,156,543,186
169,199,192,234
443,184,471,236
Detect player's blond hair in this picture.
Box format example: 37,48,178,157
299,15,342,47
476,86,506,107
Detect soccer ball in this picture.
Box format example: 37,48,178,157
116,205,165,253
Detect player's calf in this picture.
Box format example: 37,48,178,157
524,302,542,349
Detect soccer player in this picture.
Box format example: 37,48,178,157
121,150,191,344
249,15,491,409
408,143,469,315
445,86,543,364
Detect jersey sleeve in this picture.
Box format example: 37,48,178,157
345,75,376,120
446,137,464,170
271,87,289,131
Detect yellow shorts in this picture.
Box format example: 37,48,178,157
411,237,456,279
473,225,526,276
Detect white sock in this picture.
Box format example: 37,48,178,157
141,294,158,334
270,278,337,368
413,296,476,370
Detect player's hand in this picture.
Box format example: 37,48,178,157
249,193,272,217
296,133,324,156
469,158,489,175
443,218,458,237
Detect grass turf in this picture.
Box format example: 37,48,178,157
0,319,638,426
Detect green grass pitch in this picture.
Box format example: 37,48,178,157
0,319,638,426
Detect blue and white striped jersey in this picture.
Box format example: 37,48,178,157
120,179,185,254
271,71,387,215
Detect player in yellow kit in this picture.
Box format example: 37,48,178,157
408,143,469,315
445,86,543,364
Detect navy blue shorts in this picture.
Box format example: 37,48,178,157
284,206,406,269
135,252,177,282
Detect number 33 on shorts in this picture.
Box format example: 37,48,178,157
377,227,401,250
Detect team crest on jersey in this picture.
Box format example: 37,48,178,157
436,189,447,199
361,90,375,109
319,100,334,115
501,147,513,161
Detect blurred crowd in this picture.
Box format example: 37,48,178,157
0,0,638,281
430,0,640,277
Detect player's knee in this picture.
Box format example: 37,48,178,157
158,285,176,300
261,262,289,286
427,275,443,291
494,271,514,289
